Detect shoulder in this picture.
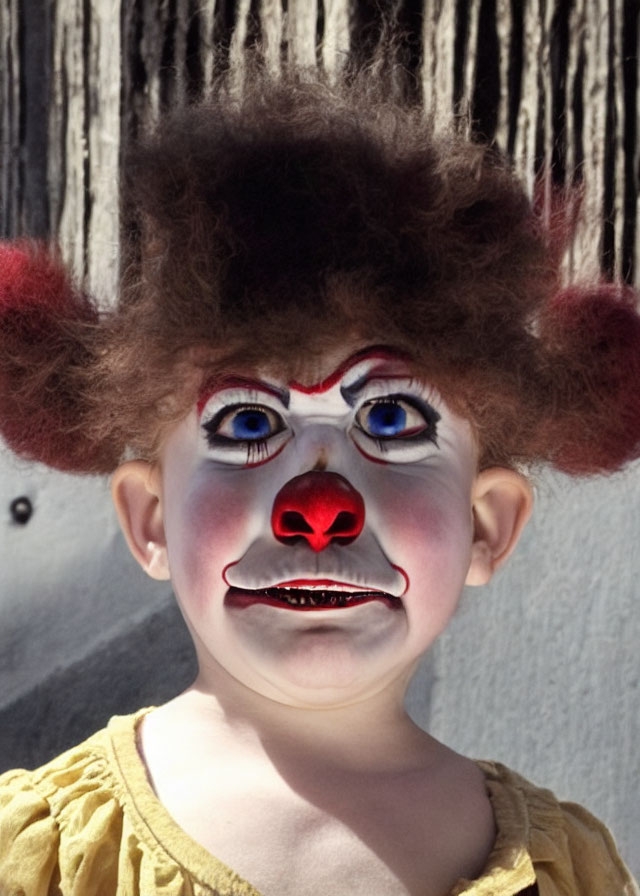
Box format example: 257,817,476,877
477,760,638,896
0,709,191,896
0,723,121,894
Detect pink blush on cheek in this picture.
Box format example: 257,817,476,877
166,478,259,615
370,472,473,580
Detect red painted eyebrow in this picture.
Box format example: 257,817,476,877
197,347,410,413
288,346,410,394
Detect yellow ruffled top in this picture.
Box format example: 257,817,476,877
0,709,636,896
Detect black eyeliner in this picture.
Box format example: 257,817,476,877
357,393,441,447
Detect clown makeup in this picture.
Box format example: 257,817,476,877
114,347,531,709
197,351,442,470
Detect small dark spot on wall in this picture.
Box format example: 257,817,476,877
9,496,33,525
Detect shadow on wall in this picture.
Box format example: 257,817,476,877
0,601,197,773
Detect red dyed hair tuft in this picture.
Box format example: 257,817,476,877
0,242,118,473
538,283,640,474
1,243,76,314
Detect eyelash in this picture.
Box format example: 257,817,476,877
200,389,440,465
245,439,270,463
355,395,440,446
201,402,285,464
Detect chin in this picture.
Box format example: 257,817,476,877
257,643,404,705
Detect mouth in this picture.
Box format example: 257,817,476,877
225,581,403,611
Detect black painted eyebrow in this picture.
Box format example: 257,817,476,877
340,373,415,407
275,386,290,409
340,374,369,407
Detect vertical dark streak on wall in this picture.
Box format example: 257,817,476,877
347,0,425,102
349,0,383,68
534,78,545,177
549,0,569,185
57,24,69,237
121,0,146,144
534,0,547,177
186,0,204,100
18,0,51,236
316,0,325,69
160,0,177,109
507,0,523,156
601,0,616,278
245,0,262,54
471,0,499,141
1,7,17,236
45,0,64,236
570,32,584,182
212,0,237,76
16,3,25,231
82,0,92,276
395,0,425,103
120,0,142,272
281,0,289,68
622,0,638,282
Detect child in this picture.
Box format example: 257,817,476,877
0,70,638,895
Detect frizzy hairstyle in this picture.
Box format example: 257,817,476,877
1,71,640,475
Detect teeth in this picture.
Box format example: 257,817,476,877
262,587,381,607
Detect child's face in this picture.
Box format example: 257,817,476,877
114,346,531,708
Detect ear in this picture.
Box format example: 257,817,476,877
111,460,170,581
465,468,533,586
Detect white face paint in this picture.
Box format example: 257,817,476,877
158,348,480,707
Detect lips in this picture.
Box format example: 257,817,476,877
223,534,408,598
225,582,403,611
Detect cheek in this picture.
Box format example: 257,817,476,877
165,474,263,608
370,469,474,579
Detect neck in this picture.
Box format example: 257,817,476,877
168,663,437,773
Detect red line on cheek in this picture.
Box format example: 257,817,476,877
353,441,389,465
222,560,240,588
241,439,288,468
391,564,410,596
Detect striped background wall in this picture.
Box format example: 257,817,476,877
1,0,638,297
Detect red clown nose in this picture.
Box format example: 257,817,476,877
271,471,365,552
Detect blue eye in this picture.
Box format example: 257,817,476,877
202,403,285,457
230,408,274,440
365,401,407,436
356,395,439,444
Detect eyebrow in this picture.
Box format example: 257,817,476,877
197,377,290,415
288,346,412,398
339,373,413,407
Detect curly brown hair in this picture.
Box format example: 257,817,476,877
2,70,640,475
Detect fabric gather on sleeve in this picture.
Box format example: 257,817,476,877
0,712,263,896
462,761,639,896
0,767,61,895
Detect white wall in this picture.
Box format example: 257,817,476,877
1,447,638,879
0,446,164,705
408,464,640,879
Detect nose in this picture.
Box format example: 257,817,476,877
271,471,365,552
